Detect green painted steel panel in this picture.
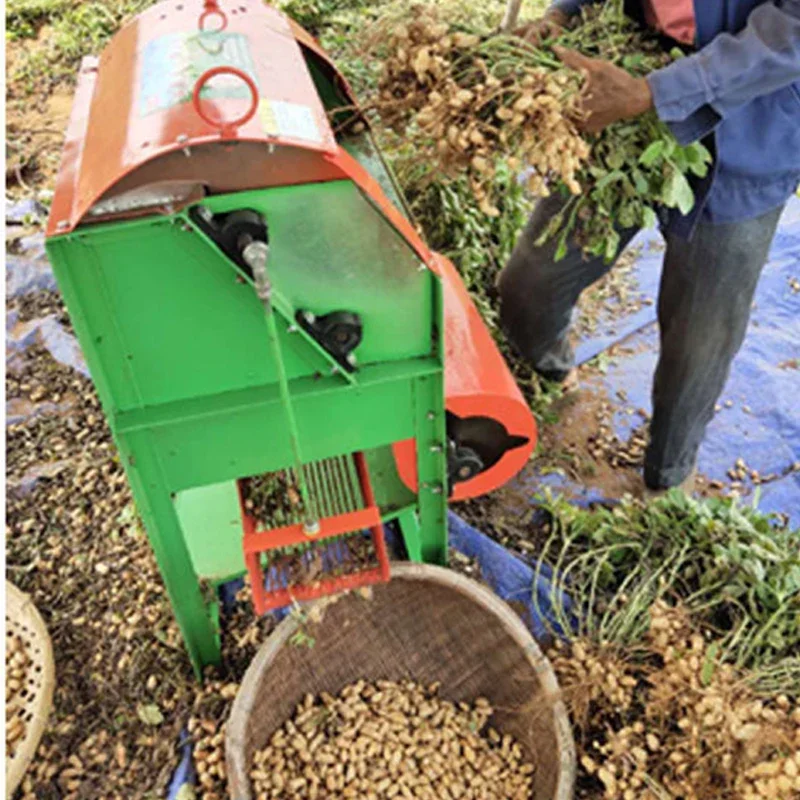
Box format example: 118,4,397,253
47,181,433,412
364,445,417,515
200,182,433,366
174,481,244,580
47,222,330,410
144,370,427,492
45,162,447,676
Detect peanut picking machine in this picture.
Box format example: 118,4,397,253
45,0,538,676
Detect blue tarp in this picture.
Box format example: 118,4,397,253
570,196,800,517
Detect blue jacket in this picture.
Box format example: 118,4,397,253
551,0,800,234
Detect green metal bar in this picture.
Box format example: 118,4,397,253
410,374,449,565
409,271,448,565
246,241,319,530
328,458,347,516
120,432,221,677
115,388,429,495
396,507,423,563
306,460,327,519
113,359,440,434
342,453,361,509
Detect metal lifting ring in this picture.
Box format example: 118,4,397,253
198,6,227,31
191,66,259,139
198,0,227,31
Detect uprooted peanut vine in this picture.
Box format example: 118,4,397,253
356,2,711,261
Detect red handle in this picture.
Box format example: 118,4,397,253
191,66,259,139
198,7,227,31
198,0,227,31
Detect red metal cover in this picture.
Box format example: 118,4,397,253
393,253,538,502
47,0,538,503
48,0,341,236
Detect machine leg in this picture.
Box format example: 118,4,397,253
120,432,221,678
396,507,423,563
412,375,448,565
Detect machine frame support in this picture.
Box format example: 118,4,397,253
410,374,449,565
121,432,222,676
395,508,423,562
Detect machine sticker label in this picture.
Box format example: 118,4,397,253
258,99,323,145
138,32,258,116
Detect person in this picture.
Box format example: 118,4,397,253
499,0,800,496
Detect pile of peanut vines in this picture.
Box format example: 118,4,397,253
362,1,712,261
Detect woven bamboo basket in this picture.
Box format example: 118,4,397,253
6,581,55,799
226,563,575,800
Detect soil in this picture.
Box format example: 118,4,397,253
4,323,277,798
6,85,73,197
574,246,646,339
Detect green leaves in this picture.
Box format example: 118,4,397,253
604,229,621,262
684,142,713,177
617,202,640,230
594,169,624,192
662,169,696,215
639,140,666,166
533,490,800,679
641,206,658,230
136,703,164,726
542,114,709,262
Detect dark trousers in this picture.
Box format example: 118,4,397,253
498,195,784,489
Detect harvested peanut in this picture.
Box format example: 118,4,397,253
553,602,800,800
250,679,535,799
6,632,32,760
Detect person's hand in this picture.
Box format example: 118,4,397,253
514,8,570,45
553,46,654,134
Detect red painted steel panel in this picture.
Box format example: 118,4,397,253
48,0,340,235
393,254,538,501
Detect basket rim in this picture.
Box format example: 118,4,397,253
6,581,56,799
225,562,576,800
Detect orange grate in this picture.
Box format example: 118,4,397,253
239,452,390,614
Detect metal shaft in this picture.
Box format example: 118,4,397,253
500,0,523,33
243,241,319,533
